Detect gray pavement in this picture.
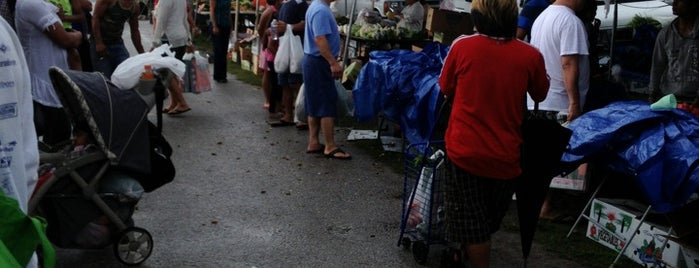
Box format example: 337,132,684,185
53,20,587,267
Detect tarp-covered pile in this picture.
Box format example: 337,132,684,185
353,42,450,145
562,101,699,213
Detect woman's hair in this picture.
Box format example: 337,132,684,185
470,0,519,38
266,0,276,6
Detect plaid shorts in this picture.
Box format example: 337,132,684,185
444,160,515,244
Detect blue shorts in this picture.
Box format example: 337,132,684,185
302,54,336,118
92,43,130,78
277,72,303,86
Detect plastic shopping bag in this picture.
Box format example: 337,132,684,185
294,83,306,123
295,81,353,123
193,51,212,93
274,25,293,73
182,52,196,93
112,44,185,90
289,33,304,74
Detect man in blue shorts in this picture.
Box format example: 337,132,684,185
302,0,351,160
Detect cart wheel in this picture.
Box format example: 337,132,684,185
401,237,412,250
113,227,153,266
412,241,429,265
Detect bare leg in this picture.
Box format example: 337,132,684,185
281,85,294,122
464,242,490,268
307,116,322,152
168,77,190,111
261,70,271,109
321,117,350,158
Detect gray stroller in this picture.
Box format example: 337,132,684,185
28,67,175,266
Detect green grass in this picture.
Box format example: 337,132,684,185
193,35,641,268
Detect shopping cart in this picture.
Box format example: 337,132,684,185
397,141,447,264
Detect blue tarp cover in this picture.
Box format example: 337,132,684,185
562,101,699,213
352,42,450,145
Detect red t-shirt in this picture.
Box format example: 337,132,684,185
439,34,549,179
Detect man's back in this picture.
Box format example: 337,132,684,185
529,4,589,112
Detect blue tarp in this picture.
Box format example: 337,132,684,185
352,42,450,145
562,101,699,213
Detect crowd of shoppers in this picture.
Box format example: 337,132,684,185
1,0,695,266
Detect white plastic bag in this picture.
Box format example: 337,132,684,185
274,25,293,73
193,51,212,93
294,81,353,123
288,32,304,74
294,83,306,123
111,44,186,90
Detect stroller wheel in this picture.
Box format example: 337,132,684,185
412,240,429,265
113,227,153,266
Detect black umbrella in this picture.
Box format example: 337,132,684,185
517,107,573,263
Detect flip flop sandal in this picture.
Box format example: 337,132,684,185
324,148,351,160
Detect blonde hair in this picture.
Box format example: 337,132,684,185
470,0,519,38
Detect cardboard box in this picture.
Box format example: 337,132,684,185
586,198,682,267
439,0,471,12
239,47,252,62
665,199,699,238
432,31,462,45
550,163,588,191
682,245,699,268
229,49,239,63
342,60,363,84
425,7,474,35
252,54,260,75
240,60,252,71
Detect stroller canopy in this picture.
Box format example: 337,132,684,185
49,67,151,174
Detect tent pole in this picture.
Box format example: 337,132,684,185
342,0,358,68
607,0,618,80
234,0,240,41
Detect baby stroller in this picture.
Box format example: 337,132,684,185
28,67,175,266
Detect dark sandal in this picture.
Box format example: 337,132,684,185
324,148,351,160
270,120,295,127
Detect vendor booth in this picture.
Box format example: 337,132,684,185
349,0,698,266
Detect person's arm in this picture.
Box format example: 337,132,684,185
210,0,219,35
648,29,667,103
46,21,83,48
186,5,198,36
152,2,166,48
92,0,111,56
314,35,342,79
516,28,527,40
438,44,458,98
257,9,272,48
128,2,145,53
561,54,581,121
58,0,85,24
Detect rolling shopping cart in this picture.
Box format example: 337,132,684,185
397,141,447,264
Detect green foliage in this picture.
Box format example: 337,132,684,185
629,15,662,30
